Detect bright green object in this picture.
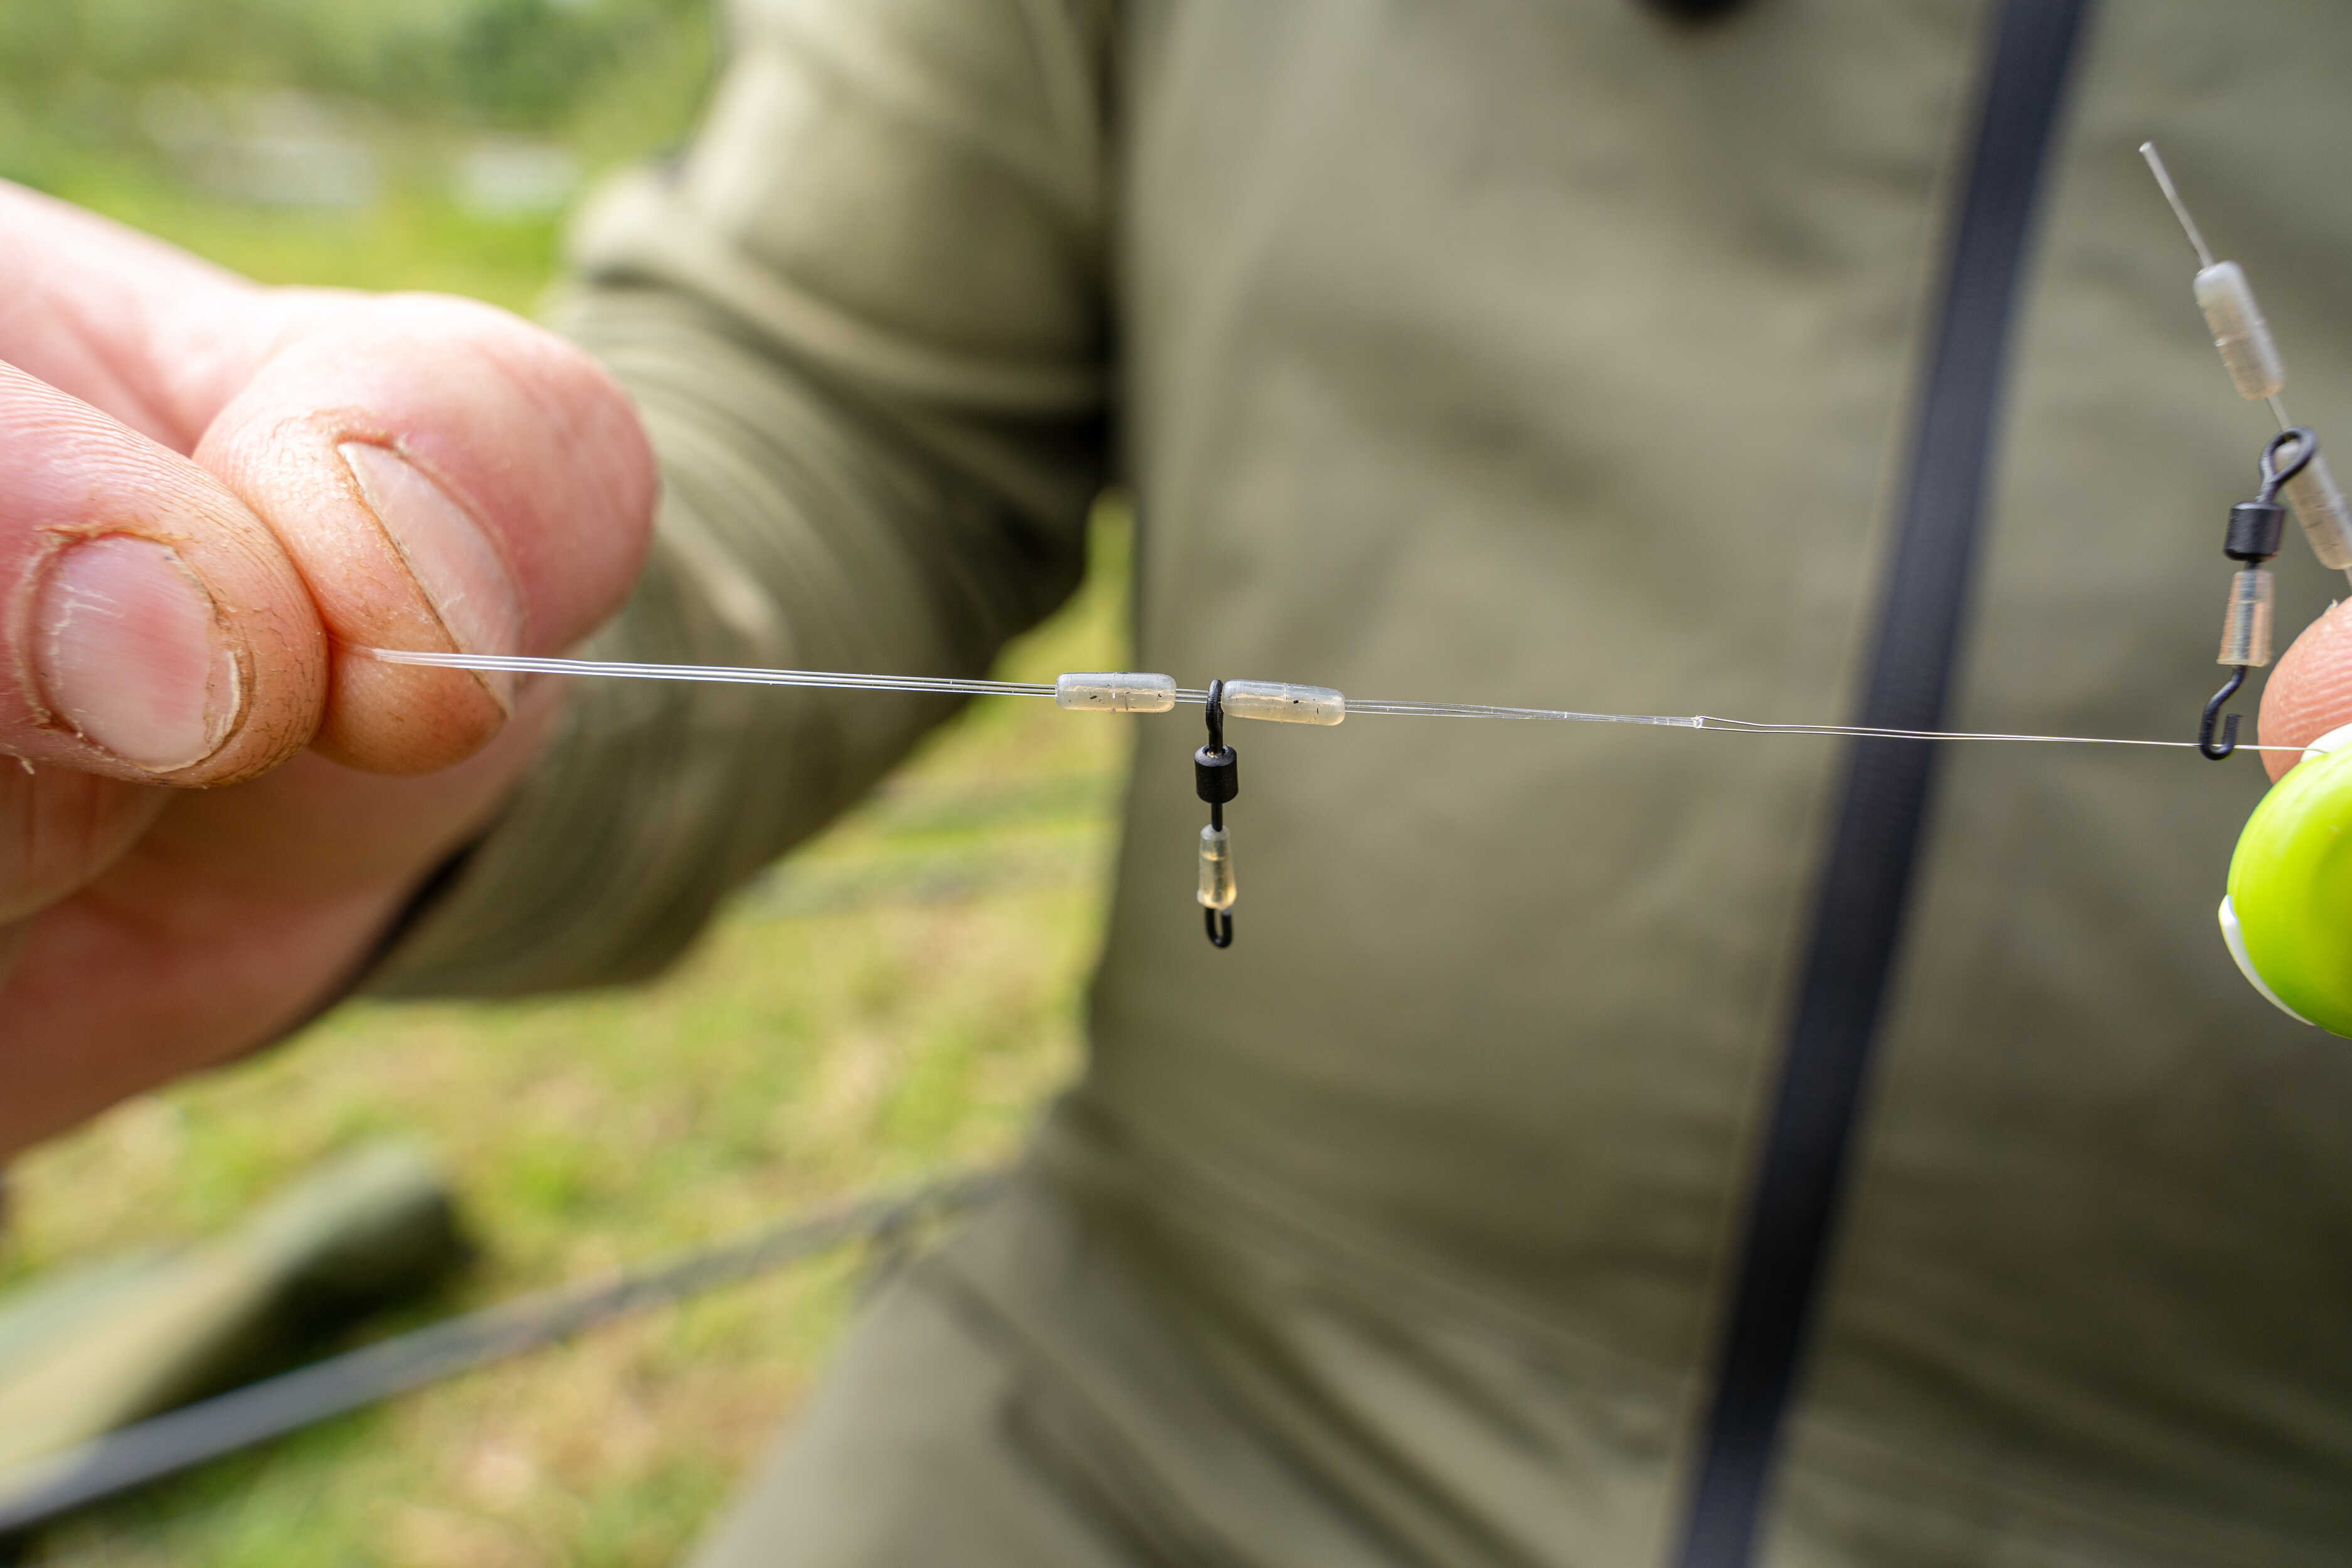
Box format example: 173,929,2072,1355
2225,733,2352,1035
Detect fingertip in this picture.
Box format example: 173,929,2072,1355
194,294,655,777
2259,600,2352,782
312,652,507,776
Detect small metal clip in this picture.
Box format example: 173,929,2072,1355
2261,428,2318,500
1195,679,1237,948
2200,665,2249,761
2200,430,2318,760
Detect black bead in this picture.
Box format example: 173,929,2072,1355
2225,499,2287,563
1194,745,1238,804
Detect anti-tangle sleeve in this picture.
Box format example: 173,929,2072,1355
1220,681,1345,725
1197,825,1236,911
1054,672,1179,712
2195,261,2287,402
2218,568,2276,667
2283,455,2352,571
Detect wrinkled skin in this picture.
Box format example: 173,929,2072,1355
0,183,654,1154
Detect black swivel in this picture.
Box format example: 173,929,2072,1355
1196,681,1237,947
2201,428,2314,759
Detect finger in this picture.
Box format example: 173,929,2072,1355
0,768,165,925
2257,600,2352,781
0,868,409,1156
0,361,324,785
0,179,264,448
0,679,567,1154
0,183,656,777
195,292,655,773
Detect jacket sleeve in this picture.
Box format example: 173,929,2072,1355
368,0,1112,997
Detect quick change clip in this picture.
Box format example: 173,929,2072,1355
1195,680,1237,948
2201,428,2315,759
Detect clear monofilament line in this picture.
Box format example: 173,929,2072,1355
1350,701,2276,750
1689,717,2239,750
2139,141,2217,269
1345,698,1701,727
358,647,2298,753
366,647,1062,701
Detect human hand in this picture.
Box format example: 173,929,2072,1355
0,182,655,1154
2258,601,2352,780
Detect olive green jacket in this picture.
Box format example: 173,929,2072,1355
379,1,2352,1562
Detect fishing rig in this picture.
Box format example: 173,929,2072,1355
368,645,2270,954
2140,143,2352,759
2138,143,2352,1037
361,148,2352,1027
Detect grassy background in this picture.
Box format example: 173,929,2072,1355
2,4,1125,1562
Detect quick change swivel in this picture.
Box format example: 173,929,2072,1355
2201,428,2316,759
1195,680,1237,948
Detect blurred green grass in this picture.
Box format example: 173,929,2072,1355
1,5,1128,1563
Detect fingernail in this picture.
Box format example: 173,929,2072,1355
340,442,521,707
34,536,241,772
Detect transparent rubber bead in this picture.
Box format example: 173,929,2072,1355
1054,672,1177,712
2219,567,2275,667
2284,452,2352,571
2195,262,2286,401
1196,825,1236,910
1221,680,1345,726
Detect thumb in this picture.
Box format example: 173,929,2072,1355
2256,600,2352,781
196,291,656,773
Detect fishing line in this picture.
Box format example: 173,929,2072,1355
359,646,2296,753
